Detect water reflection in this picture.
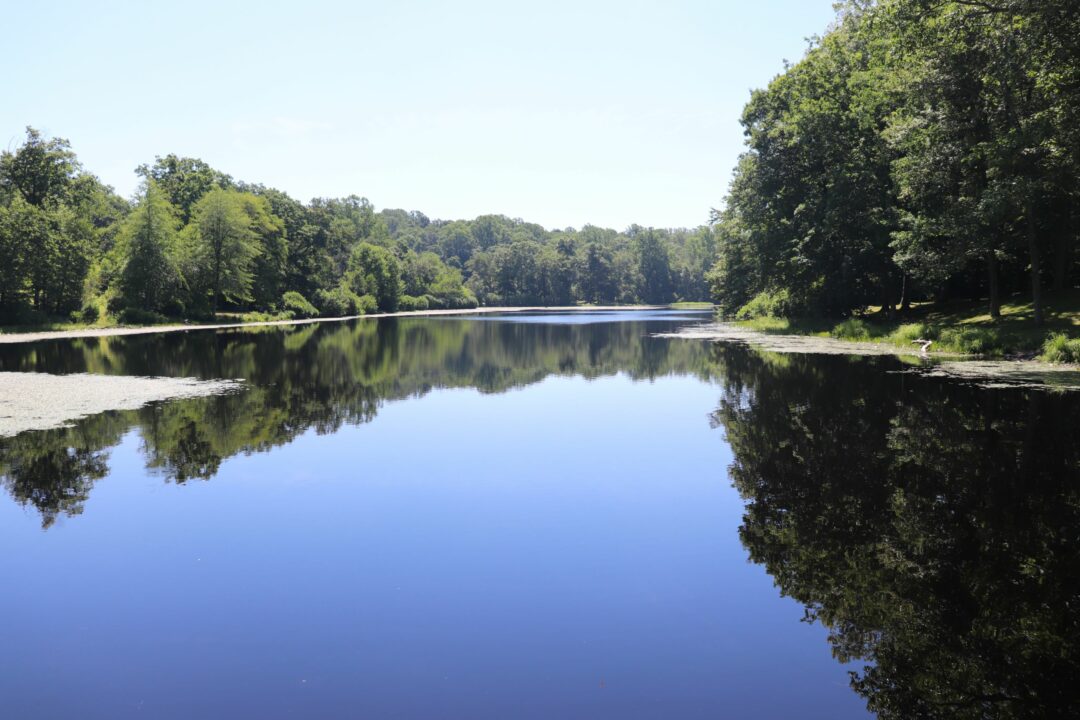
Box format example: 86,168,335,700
2,316,1079,718
710,345,1080,719
0,313,718,526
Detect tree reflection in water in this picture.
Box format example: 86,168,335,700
3,320,1078,718
711,344,1080,719
0,315,717,525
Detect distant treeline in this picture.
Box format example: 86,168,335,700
709,0,1080,323
0,130,715,325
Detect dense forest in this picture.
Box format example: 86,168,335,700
708,0,1080,323
0,130,714,326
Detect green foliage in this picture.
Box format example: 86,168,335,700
1040,333,1080,364
118,307,167,325
346,242,400,312
830,318,874,341
190,188,262,313
937,326,1000,356
280,291,318,319
889,323,937,344
137,154,231,223
118,181,182,313
0,127,80,207
75,302,100,324
1,128,713,328
356,294,377,314
398,294,429,311
734,288,792,320
709,1,1080,324
314,286,362,318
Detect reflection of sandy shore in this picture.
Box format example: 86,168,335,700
0,306,665,346
0,373,242,438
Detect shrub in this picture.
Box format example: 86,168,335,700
74,303,100,324
315,287,361,318
938,326,999,355
399,294,429,311
281,291,318,319
1041,333,1080,364
118,307,167,325
241,310,293,323
357,294,378,315
735,288,791,319
830,318,872,340
890,323,939,344
161,298,186,318
106,294,127,314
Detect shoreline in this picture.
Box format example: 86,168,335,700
0,305,671,346
661,321,1080,389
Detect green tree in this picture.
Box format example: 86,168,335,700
634,228,673,303
119,182,182,313
346,242,401,311
191,188,261,314
138,154,232,223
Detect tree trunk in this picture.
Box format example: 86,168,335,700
880,284,895,319
1026,197,1043,325
987,253,1001,320
899,274,911,313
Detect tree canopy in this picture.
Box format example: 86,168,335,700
0,128,713,325
709,0,1080,323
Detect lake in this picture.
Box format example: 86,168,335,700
1,310,1077,719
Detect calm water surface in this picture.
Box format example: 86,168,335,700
1,311,1077,719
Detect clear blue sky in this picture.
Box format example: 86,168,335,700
3,0,836,230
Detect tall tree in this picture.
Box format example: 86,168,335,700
119,182,181,313
191,188,261,314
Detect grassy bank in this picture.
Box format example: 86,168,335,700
735,292,1080,362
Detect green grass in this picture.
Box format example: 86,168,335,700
1042,333,1080,363
669,301,716,309
733,291,1080,362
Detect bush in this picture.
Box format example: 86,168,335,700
890,322,938,344
315,287,361,318
119,307,167,325
162,298,186,318
241,310,293,323
938,326,999,355
427,291,479,310
1041,333,1080,364
357,294,378,315
74,303,100,324
106,294,127,314
735,288,791,319
399,294,429,311
281,291,318,319
830,318,872,340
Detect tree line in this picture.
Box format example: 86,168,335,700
0,129,713,326
708,0,1080,323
